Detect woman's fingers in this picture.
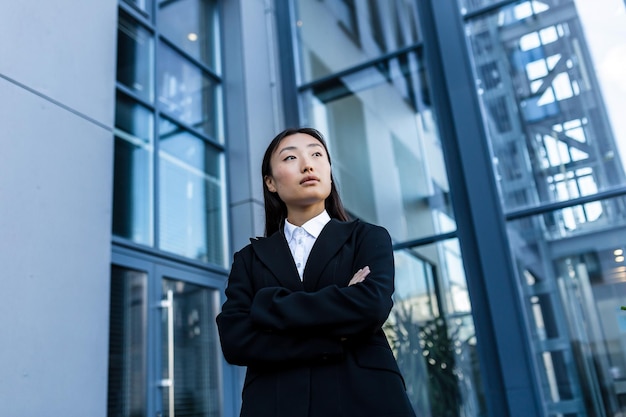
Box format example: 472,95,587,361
348,266,370,286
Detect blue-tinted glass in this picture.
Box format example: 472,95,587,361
117,13,154,102
112,94,154,245
123,0,154,17
107,266,147,416
160,280,222,416
509,194,626,415
466,0,626,212
158,0,220,71
157,43,222,141
294,0,421,82
301,51,455,242
389,242,486,416
157,118,226,266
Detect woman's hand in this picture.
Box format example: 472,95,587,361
348,266,370,286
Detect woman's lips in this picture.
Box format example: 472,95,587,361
300,176,320,185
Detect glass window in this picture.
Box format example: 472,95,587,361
294,0,422,82
117,12,154,102
388,240,486,417
509,194,626,415
113,0,226,266
107,266,148,417
158,118,226,266
158,0,220,71
301,51,455,242
157,42,222,141
122,0,153,17
160,279,222,416
112,93,154,245
465,0,626,212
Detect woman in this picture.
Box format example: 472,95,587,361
216,127,416,417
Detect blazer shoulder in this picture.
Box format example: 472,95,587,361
351,219,391,237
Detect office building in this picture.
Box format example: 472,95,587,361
2,0,626,416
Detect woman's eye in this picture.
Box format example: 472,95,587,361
283,155,296,161
313,152,323,157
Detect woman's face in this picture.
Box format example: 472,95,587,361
264,133,332,214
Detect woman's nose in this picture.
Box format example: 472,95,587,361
301,158,314,172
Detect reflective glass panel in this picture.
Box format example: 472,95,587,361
157,42,222,141
294,0,421,82
117,12,154,102
161,279,222,417
158,118,226,266
158,0,220,71
509,194,626,415
112,93,154,245
388,240,485,416
122,0,153,17
465,0,626,212
107,266,148,417
301,51,455,242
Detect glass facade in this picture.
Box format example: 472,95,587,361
291,1,484,415
106,0,626,416
294,0,422,82
461,0,626,415
109,1,226,416
390,240,483,416
112,0,227,266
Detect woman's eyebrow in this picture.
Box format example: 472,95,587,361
278,146,297,154
278,143,322,154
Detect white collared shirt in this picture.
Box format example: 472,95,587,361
284,210,331,280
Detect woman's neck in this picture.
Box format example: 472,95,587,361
286,204,326,227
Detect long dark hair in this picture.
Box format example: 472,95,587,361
262,127,349,236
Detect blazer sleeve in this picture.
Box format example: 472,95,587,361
216,249,345,367
249,224,394,337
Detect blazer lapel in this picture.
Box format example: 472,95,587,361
250,231,304,292
303,219,359,291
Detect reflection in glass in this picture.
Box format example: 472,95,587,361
158,0,220,71
161,279,221,417
112,94,154,245
107,266,148,417
302,51,455,242
294,0,421,82
158,118,226,266
157,43,222,141
117,13,154,102
509,195,626,415
465,0,626,212
387,241,485,417
122,0,153,17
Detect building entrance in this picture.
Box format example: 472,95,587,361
108,250,225,417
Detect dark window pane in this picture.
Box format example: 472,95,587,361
117,13,154,102
112,95,154,245
107,266,148,417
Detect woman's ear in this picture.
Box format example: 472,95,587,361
264,175,277,193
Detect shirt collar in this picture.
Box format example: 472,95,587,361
284,210,331,241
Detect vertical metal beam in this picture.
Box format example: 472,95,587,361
417,0,543,416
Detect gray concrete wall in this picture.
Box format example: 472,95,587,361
0,1,117,416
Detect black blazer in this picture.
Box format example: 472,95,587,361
216,219,416,417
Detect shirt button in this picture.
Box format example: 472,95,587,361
298,239,303,244
297,263,301,268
